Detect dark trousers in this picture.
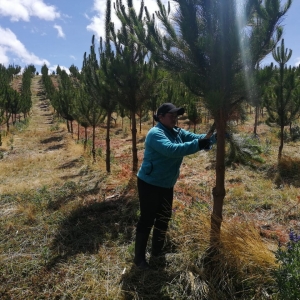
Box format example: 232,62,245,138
134,178,173,263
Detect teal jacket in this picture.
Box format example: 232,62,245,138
137,122,216,188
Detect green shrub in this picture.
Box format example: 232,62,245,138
14,118,29,131
226,134,265,167
290,125,300,141
274,229,300,300
277,128,290,142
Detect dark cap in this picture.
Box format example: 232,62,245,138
157,103,185,116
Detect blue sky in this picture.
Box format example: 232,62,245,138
0,0,299,74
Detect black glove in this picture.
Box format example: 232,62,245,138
198,138,211,150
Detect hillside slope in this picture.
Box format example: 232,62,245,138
1,75,300,299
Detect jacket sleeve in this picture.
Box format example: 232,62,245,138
181,129,217,145
147,129,200,158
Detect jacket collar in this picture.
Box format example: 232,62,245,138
156,122,181,136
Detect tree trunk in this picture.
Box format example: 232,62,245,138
77,123,80,141
131,110,138,172
84,127,88,151
92,125,96,162
253,105,259,136
139,109,142,133
278,124,284,161
106,111,111,173
210,114,226,248
152,109,155,127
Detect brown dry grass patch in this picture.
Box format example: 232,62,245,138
2,77,300,299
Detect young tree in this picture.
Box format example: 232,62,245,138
265,39,300,160
187,101,201,133
82,33,117,171
0,65,13,133
139,0,291,247
41,64,56,103
91,3,121,171
20,66,33,118
106,0,160,171
27,64,36,76
53,70,76,133
3,86,20,131
69,64,81,80
67,65,90,147
251,63,274,135
73,83,105,161
0,86,8,146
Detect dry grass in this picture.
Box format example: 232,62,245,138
164,209,278,299
1,76,300,299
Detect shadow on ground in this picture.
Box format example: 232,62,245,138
121,261,172,300
41,136,63,144
48,177,177,299
48,177,140,267
57,158,82,169
45,144,64,151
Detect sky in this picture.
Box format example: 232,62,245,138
0,0,299,75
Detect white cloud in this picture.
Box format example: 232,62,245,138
0,0,60,22
86,0,170,39
295,57,300,67
48,65,70,75
0,26,50,67
54,24,65,38
0,46,9,65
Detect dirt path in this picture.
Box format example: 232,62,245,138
0,76,86,195
12,76,56,151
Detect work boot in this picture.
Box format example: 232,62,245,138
134,259,150,270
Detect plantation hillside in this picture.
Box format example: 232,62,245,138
1,75,300,299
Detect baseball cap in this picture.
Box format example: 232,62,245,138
156,103,185,116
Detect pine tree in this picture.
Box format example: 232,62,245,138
82,33,117,170
20,66,33,119
72,88,90,149
73,83,104,161
99,4,121,172
0,65,9,130
187,101,201,133
41,64,56,103
139,0,291,247
53,70,76,134
251,64,274,136
265,39,300,160
106,0,160,172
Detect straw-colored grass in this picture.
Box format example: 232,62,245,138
0,138,85,194
158,201,276,297
1,76,300,299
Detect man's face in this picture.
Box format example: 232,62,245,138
159,112,178,129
